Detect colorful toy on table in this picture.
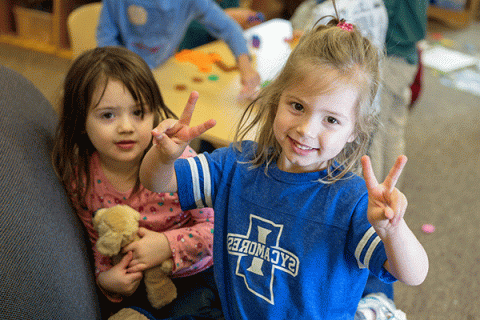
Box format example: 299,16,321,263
175,49,238,74
247,12,265,24
175,49,222,73
251,35,261,49
175,84,188,91
214,60,238,72
261,80,271,88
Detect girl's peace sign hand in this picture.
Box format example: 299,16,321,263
361,155,408,233
152,91,216,162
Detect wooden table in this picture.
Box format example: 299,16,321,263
152,41,251,148
152,19,293,148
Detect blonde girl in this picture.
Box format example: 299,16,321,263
53,47,222,319
139,14,428,320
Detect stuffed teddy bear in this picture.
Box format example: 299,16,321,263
93,204,177,309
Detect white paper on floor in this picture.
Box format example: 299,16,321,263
422,46,478,73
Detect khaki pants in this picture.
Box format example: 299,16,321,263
368,56,418,188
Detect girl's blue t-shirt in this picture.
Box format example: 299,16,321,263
174,141,395,319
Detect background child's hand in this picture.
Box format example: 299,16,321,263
124,228,172,273
97,251,143,297
151,91,216,162
362,155,408,234
237,55,261,99
225,8,264,29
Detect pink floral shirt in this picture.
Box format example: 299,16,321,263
70,148,214,298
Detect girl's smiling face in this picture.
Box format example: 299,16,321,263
85,79,155,167
273,71,359,173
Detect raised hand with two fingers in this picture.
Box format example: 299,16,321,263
151,91,216,162
362,154,429,286
140,91,216,193
361,155,408,235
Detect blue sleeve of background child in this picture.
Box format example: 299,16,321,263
96,0,123,46
191,0,249,57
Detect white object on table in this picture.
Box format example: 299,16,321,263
243,19,293,83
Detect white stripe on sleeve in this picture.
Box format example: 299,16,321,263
197,154,213,207
363,236,381,269
187,157,204,208
355,226,376,268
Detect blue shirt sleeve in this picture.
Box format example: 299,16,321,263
96,0,122,47
348,193,397,283
174,153,218,211
190,0,249,58
175,157,200,211
174,145,238,212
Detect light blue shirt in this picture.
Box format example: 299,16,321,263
97,0,249,68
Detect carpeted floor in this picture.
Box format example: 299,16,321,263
393,21,480,320
1,19,479,320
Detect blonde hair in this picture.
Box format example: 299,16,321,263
234,16,381,183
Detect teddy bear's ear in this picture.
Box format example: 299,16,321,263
133,209,140,221
96,232,123,256
123,205,141,221
92,208,106,229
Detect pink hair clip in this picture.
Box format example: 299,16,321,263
337,20,354,32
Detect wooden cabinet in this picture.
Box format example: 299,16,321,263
0,0,96,59
428,0,480,28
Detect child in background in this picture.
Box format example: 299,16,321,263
179,0,265,51
289,0,388,53
52,47,222,319
139,11,428,320
97,0,261,96
368,0,429,189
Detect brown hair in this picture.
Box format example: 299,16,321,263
234,15,381,183
52,46,176,206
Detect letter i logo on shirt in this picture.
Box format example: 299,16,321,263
227,215,299,304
